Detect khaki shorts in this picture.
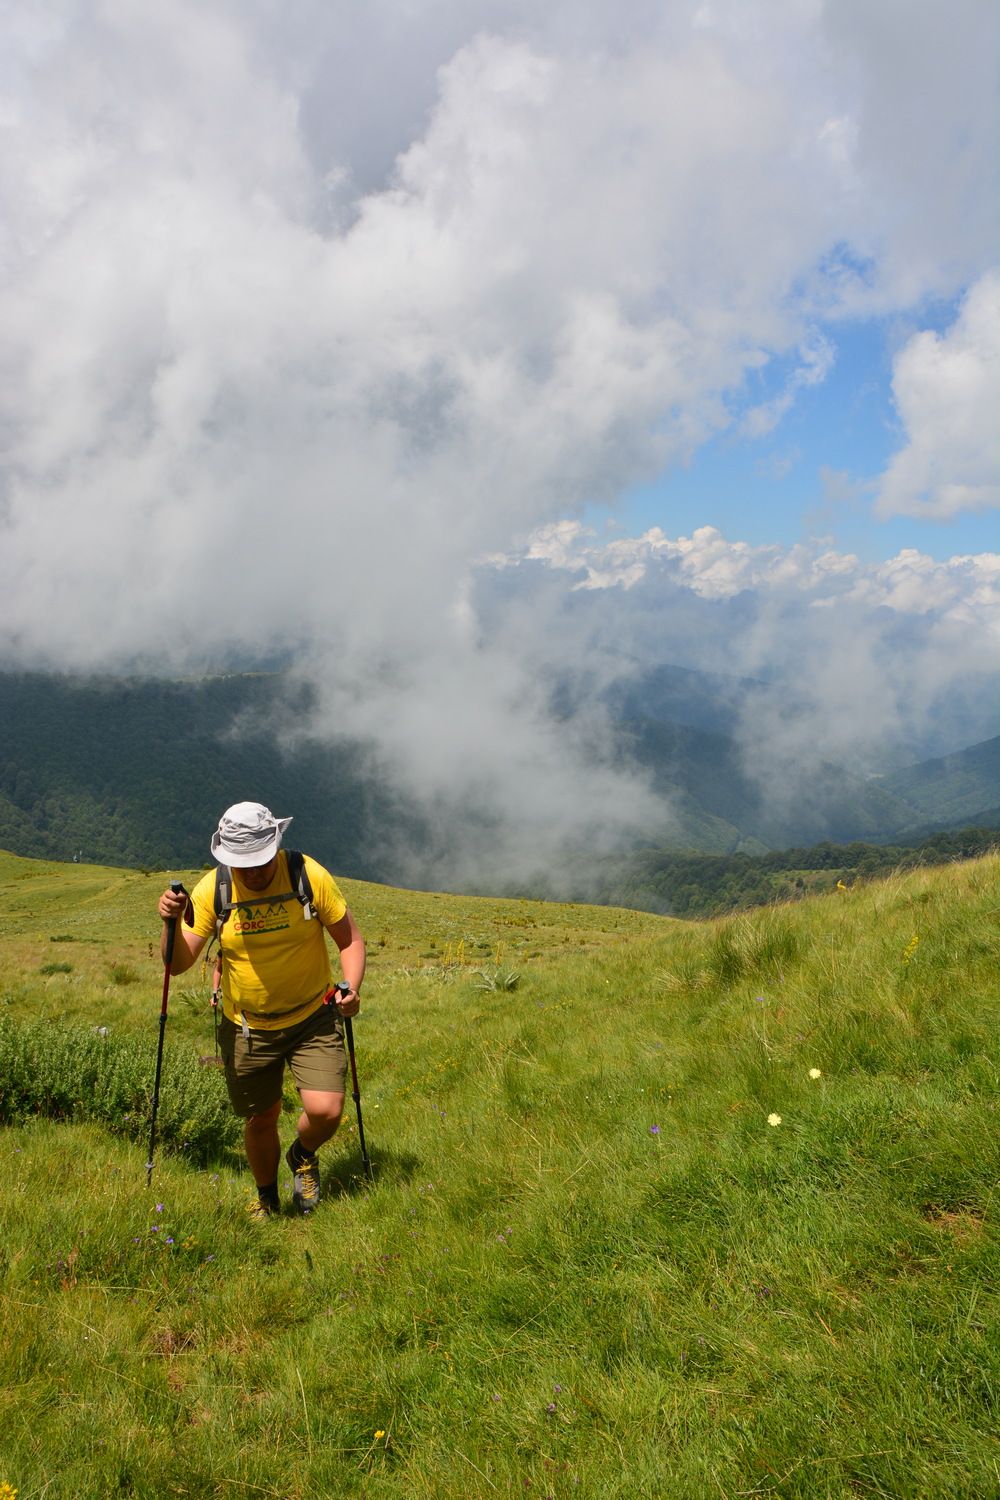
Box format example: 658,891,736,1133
219,1003,347,1118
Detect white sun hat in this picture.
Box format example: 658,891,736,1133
210,802,292,868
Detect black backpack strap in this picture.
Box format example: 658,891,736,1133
285,849,317,920
211,854,316,941
213,864,233,941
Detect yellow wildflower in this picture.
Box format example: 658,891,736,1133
0,1484,18,1500
374,1430,385,1439
808,1068,822,1080
767,1113,782,1127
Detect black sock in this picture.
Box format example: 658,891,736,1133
288,1137,315,1166
257,1180,280,1210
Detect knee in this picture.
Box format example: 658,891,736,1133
304,1099,344,1131
245,1101,281,1133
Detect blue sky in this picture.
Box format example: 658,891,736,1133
587,308,997,564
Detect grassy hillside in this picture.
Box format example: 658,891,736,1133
0,850,998,1497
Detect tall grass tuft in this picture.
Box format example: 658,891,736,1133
705,908,799,985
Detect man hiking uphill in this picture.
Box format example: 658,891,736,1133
157,802,365,1221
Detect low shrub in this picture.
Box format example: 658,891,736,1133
471,966,521,992
108,961,140,985
0,1018,239,1162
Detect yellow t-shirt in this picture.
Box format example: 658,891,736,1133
187,852,347,1029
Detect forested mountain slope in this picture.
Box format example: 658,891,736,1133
880,735,1000,825
0,672,398,875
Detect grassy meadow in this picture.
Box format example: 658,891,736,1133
0,849,998,1497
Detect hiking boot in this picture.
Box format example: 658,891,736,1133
247,1196,278,1224
286,1143,321,1213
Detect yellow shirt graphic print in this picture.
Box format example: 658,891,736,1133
187,852,347,1027
231,896,291,936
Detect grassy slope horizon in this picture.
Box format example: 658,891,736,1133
0,847,999,1497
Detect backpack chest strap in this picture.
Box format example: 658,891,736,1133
213,852,318,941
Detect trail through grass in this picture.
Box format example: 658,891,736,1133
0,851,998,1496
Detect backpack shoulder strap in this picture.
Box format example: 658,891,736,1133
285,850,317,920
213,864,233,939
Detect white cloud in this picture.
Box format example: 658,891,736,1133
0,1,995,876
487,523,1000,770
738,332,836,439
511,520,1000,622
875,271,1000,520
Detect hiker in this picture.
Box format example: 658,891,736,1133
157,802,365,1221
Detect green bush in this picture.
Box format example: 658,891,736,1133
0,1017,239,1162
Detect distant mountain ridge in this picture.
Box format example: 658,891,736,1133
608,660,1000,764
879,737,1000,826
0,670,996,878
618,718,949,853
621,718,1000,854
604,663,773,739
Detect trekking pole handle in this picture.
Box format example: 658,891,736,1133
163,880,185,967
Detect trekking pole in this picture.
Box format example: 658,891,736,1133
147,880,184,1186
336,983,373,1181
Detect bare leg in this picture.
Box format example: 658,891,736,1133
244,1100,282,1185
296,1090,345,1153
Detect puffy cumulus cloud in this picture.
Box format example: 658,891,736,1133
875,272,1000,520
0,1,996,879
514,520,1000,621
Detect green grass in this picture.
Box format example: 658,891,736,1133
0,849,999,1496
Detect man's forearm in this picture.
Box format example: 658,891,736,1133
160,924,199,974
338,936,366,993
